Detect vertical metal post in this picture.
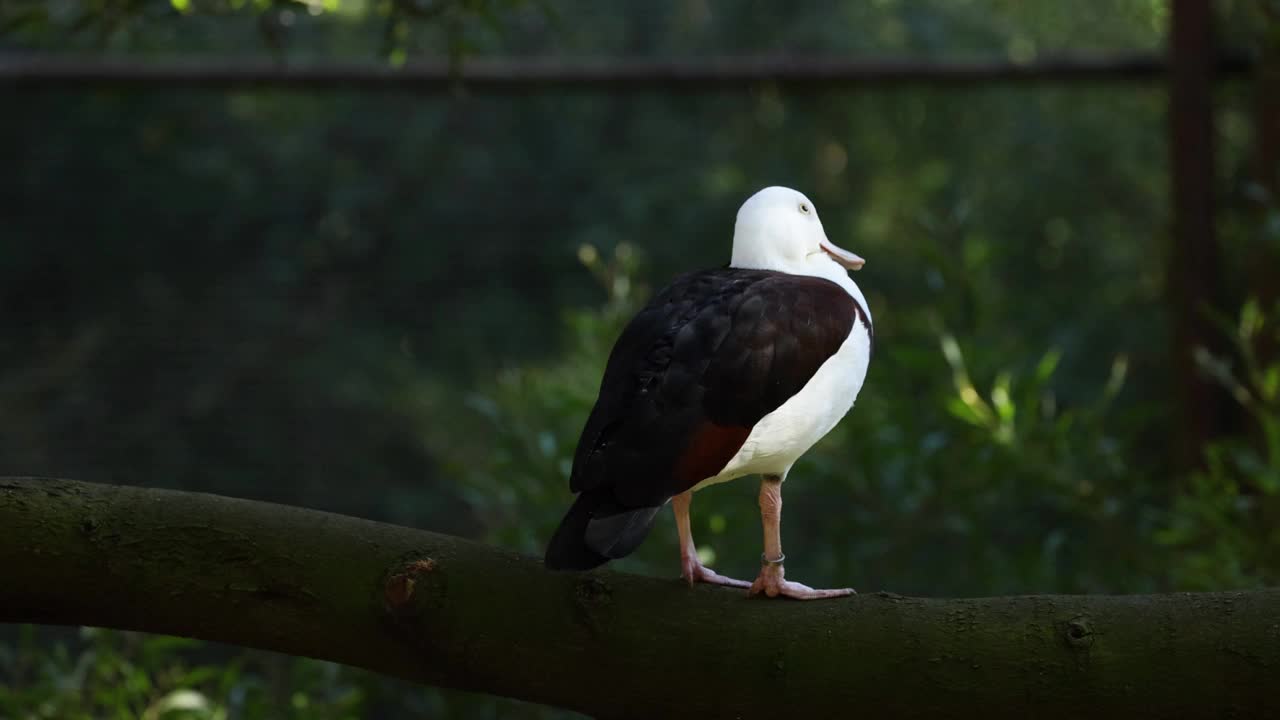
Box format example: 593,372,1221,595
1250,9,1280,323
1168,0,1225,467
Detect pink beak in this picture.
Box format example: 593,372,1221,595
820,238,866,270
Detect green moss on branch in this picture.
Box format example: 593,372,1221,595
1,477,1277,719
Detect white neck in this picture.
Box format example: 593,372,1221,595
731,252,872,325
823,266,873,325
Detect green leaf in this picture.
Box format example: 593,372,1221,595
945,396,983,427
991,371,1016,424
1261,366,1280,402
1239,298,1263,340
1034,348,1061,382
1103,354,1128,399
939,333,964,371
175,666,222,687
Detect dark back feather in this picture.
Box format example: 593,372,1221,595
547,267,869,567
572,268,865,503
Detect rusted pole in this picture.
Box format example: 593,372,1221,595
1168,0,1228,468
0,52,1257,91
1249,10,1280,330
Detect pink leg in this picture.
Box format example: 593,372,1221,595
673,491,750,588
748,475,856,600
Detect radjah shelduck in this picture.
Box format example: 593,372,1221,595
545,186,872,599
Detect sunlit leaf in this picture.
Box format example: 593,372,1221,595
1261,366,1280,402
1104,354,1128,399
991,371,1015,424
1034,348,1061,383
939,334,964,370
1239,298,1263,340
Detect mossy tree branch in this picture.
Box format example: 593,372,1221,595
1,477,1277,719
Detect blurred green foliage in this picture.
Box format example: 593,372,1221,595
0,626,578,719
4,0,1280,717
0,627,363,720
454,237,1168,597
1158,300,1280,589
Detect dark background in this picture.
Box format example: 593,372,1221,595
3,1,1279,717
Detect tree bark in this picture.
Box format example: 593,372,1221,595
1,476,1277,720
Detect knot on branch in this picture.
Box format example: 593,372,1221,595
770,651,786,679
1065,616,1094,648
573,575,613,634
384,558,438,611
574,575,611,608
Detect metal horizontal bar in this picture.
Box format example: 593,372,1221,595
0,52,1257,92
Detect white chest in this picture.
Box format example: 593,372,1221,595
697,314,872,489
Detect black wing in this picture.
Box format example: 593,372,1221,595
571,267,865,507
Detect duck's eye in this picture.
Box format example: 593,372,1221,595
799,203,811,215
